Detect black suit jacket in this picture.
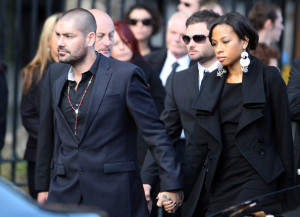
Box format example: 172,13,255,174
287,58,300,174
46,55,182,217
35,63,70,191
183,56,295,216
141,64,200,185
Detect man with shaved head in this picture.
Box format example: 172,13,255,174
36,8,183,217
35,8,115,204
89,9,114,57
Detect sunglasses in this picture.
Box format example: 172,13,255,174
182,34,208,45
182,2,191,7
129,18,153,26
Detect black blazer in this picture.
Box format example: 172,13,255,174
35,63,70,191
141,64,200,185
46,55,182,217
287,58,300,174
183,56,295,215
133,56,165,114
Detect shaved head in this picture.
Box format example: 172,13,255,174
59,8,96,36
88,9,115,57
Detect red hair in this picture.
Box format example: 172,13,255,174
113,20,143,62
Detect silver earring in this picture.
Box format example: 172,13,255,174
240,50,250,73
217,61,226,77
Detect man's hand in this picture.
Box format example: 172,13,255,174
143,184,152,213
156,191,183,213
37,191,48,204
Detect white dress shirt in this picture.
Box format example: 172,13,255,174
160,50,190,86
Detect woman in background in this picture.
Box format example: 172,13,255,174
21,13,60,199
124,3,161,56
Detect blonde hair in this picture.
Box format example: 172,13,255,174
22,13,60,93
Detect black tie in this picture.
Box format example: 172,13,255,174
166,62,179,86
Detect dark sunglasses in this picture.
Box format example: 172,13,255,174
183,2,191,7
129,18,153,26
182,34,208,45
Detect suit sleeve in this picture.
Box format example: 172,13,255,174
126,67,182,191
141,72,183,186
35,66,55,191
287,58,300,121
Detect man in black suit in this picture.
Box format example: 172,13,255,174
36,8,182,217
35,9,116,203
142,10,220,216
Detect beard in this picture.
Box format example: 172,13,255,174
58,45,88,67
190,48,215,64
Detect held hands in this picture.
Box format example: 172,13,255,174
157,191,184,214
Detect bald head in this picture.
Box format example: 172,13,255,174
89,9,114,57
168,11,191,27
60,8,96,36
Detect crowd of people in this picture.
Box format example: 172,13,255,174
0,0,298,217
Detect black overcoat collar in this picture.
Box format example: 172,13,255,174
192,56,266,143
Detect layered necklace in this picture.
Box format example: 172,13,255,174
67,74,94,135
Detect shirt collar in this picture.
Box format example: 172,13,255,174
197,60,219,74
166,50,190,70
67,52,101,81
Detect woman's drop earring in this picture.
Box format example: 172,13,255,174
217,61,226,77
240,50,250,73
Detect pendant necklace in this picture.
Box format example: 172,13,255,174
67,74,94,135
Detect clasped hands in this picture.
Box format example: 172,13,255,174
143,184,184,214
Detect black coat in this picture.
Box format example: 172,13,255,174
183,56,295,216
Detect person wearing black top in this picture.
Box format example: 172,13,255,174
20,13,60,199
165,12,295,217
43,8,183,217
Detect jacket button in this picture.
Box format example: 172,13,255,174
78,146,82,152
258,138,264,143
259,149,265,155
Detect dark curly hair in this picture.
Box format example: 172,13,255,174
124,3,161,35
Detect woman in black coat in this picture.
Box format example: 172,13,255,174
21,13,60,199
164,12,295,216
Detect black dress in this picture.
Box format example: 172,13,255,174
206,82,277,215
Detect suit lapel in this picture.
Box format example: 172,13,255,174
186,64,200,97
236,56,266,134
192,71,226,144
53,66,78,141
79,55,111,142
